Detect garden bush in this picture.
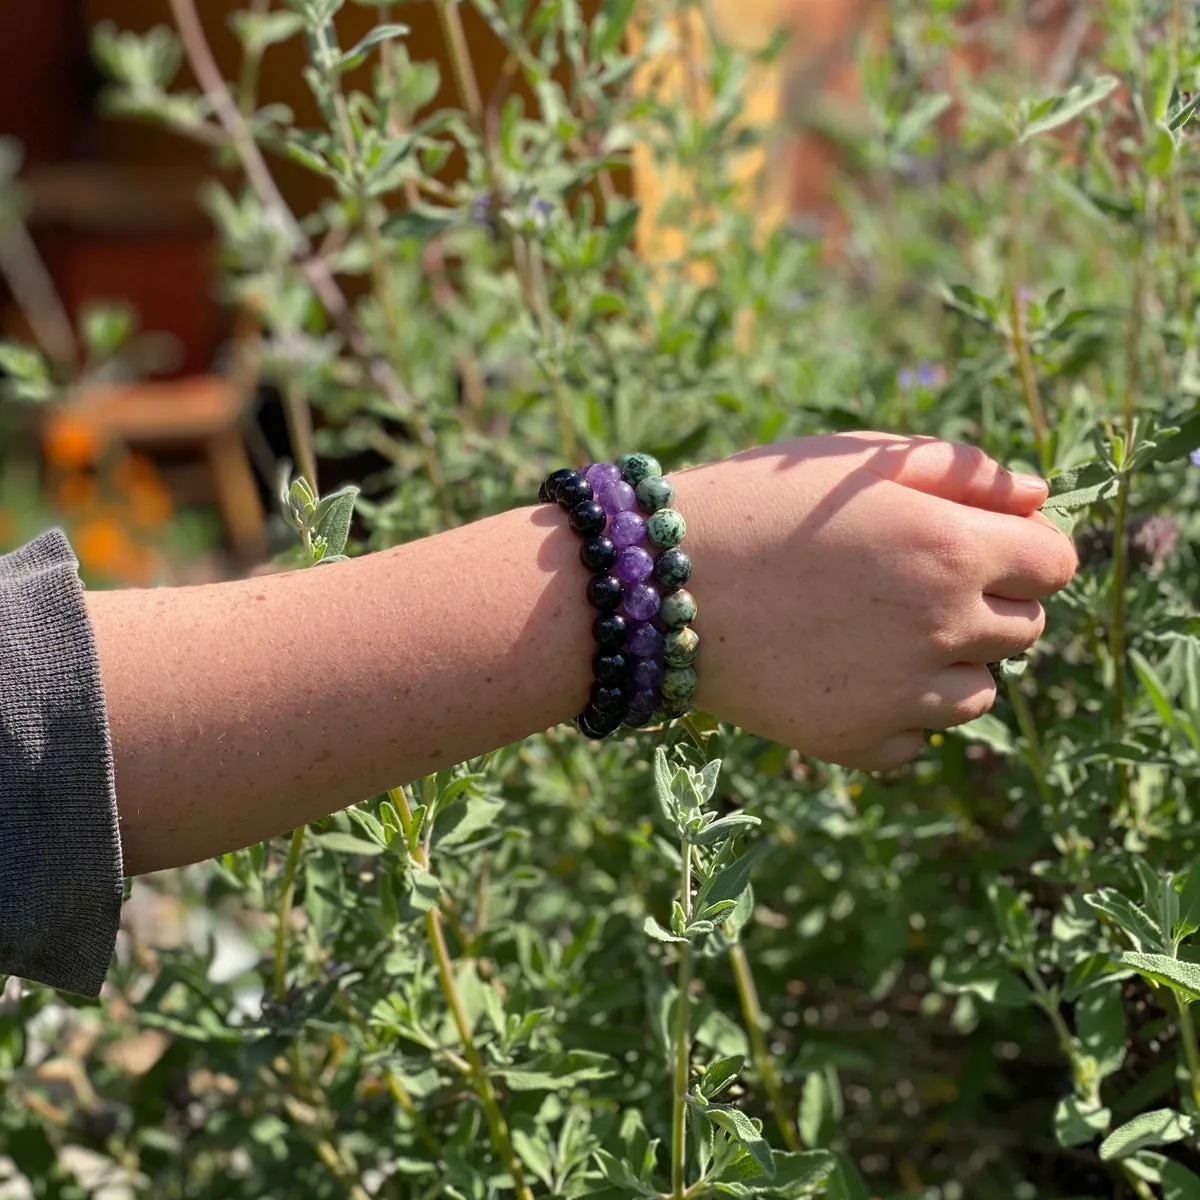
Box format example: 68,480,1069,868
3,0,1200,1197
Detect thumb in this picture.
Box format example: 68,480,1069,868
866,436,1048,515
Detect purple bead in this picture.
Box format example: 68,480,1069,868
626,621,663,658
622,582,661,622
615,545,654,584
584,462,622,490
625,687,661,724
631,657,664,690
609,510,646,549
598,481,637,515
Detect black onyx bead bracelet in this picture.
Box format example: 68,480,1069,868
539,453,699,738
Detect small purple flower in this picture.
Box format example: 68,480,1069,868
471,194,493,226
899,363,945,390
1190,448,1200,467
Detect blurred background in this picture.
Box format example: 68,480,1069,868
0,0,1092,586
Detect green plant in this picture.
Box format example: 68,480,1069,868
2,0,1200,1197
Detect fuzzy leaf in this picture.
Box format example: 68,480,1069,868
1020,76,1120,141
688,814,761,846
310,831,384,856
1055,1096,1111,1146
705,1104,774,1178
700,1055,744,1099
497,1050,617,1091
1117,952,1200,1000
1084,890,1164,953
1041,462,1120,512
311,486,358,558
1099,1108,1194,1160
644,916,687,944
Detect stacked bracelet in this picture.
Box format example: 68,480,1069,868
539,452,700,738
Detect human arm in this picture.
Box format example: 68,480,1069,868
91,432,1075,878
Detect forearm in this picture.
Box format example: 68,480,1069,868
88,503,594,876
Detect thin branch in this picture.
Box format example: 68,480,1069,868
168,0,419,424
0,218,78,375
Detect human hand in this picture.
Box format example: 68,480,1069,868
675,433,1077,769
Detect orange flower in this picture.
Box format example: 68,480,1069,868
54,472,100,515
73,514,157,585
115,455,173,530
43,413,104,471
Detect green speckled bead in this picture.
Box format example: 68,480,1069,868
660,589,697,629
661,666,698,704
636,475,675,513
617,452,662,487
653,548,692,592
663,626,700,667
654,695,692,722
647,508,686,549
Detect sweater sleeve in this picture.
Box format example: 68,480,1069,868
0,530,122,997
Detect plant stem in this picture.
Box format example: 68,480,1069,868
274,826,307,1003
1006,155,1049,470
282,379,319,491
0,217,78,376
1109,182,1156,813
235,0,271,116
729,944,799,1150
387,789,532,1200
314,1136,372,1200
1122,1165,1156,1200
1178,999,1200,1112
672,842,695,1199
1005,678,1056,816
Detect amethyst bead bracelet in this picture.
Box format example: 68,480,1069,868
540,452,700,736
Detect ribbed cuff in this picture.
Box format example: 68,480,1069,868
0,530,122,996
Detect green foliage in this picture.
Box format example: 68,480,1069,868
2,0,1200,1197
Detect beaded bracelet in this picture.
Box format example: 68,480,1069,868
539,452,700,738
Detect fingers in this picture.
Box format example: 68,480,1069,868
864,436,1048,515
839,730,927,772
912,663,998,728
972,509,1079,600
954,596,1045,664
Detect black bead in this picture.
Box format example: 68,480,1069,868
568,500,607,536
593,612,628,649
580,535,616,573
558,477,594,510
593,651,629,685
653,547,693,592
578,705,621,738
576,708,606,739
590,682,626,712
543,467,580,503
587,575,623,612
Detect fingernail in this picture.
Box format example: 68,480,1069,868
1014,473,1046,492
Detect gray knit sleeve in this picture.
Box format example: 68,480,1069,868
0,530,122,996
